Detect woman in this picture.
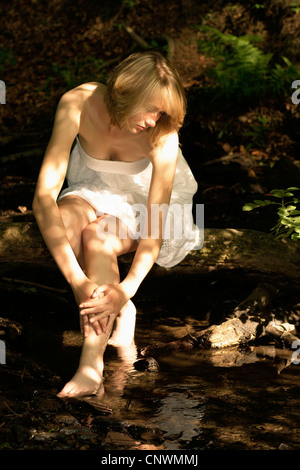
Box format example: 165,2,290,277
33,51,200,398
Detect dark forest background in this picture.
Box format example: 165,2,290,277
1,0,300,234
1,0,300,453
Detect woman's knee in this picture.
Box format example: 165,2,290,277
82,216,122,256
58,197,96,233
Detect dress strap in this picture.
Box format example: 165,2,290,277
76,136,150,175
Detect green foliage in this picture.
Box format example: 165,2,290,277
0,47,16,72
19,286,38,294
243,114,270,148
291,1,300,14
122,0,136,7
243,187,300,241
253,3,265,9
196,25,299,102
270,56,300,94
149,39,169,56
52,56,105,89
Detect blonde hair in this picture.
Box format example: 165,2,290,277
104,51,186,146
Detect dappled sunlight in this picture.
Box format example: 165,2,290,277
2,0,300,452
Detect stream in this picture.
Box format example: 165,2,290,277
1,270,300,452
60,305,300,451
2,214,299,453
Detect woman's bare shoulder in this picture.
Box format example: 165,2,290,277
59,82,105,107
149,132,179,164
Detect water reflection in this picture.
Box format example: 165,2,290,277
23,300,300,449
96,327,300,449
151,391,205,443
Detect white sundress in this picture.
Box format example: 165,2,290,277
58,137,202,268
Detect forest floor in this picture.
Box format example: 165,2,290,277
1,0,300,230
1,0,300,452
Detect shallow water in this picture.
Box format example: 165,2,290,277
2,274,300,451
46,303,300,451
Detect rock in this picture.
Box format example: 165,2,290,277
59,426,98,442
104,431,140,449
134,357,160,372
32,431,61,442
55,413,80,426
278,443,291,450
11,424,31,444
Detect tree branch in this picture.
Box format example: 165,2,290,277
1,222,299,285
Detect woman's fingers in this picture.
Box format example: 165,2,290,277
93,315,115,335
90,315,111,335
79,297,107,309
80,313,110,336
78,285,120,333
79,296,115,318
81,313,90,337
80,284,113,307
90,316,103,335
77,284,116,337
90,308,114,323
91,286,107,298
80,305,112,318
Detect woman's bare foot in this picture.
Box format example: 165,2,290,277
57,365,103,398
108,300,136,347
57,301,136,398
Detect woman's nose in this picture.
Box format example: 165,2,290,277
145,118,156,128
145,113,159,127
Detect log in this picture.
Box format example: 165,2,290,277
1,221,299,365
123,24,150,49
197,283,276,349
139,334,199,359
0,316,23,342
196,345,297,374
1,222,300,285
139,283,300,359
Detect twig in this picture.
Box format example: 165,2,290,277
0,148,44,163
4,401,22,417
122,24,150,49
0,211,35,223
1,277,68,295
21,365,26,382
159,34,175,59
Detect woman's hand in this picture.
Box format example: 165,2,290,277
71,278,109,337
79,283,128,330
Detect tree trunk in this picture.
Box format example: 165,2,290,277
1,221,299,368
1,222,300,285
138,283,299,364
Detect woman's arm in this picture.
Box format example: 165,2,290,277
80,132,179,320
33,90,88,290
120,132,179,299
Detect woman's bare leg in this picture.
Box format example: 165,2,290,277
108,299,136,347
57,196,97,266
57,215,138,398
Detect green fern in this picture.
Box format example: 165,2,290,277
243,187,300,241
269,56,299,94
197,26,299,102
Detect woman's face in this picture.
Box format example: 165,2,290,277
129,104,164,133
